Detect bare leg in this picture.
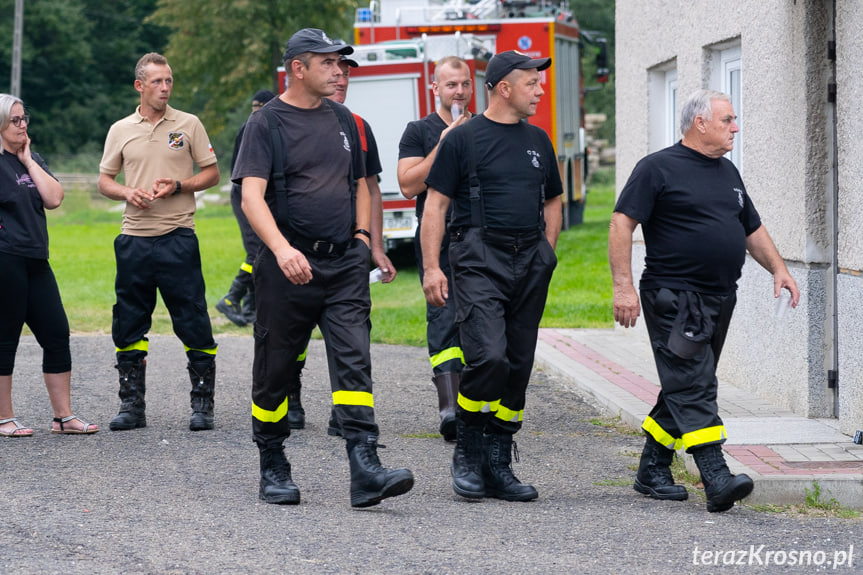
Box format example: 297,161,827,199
45,371,98,433
0,374,33,435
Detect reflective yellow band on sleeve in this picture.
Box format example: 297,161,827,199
682,425,727,450
183,345,218,356
332,390,374,408
642,416,683,451
430,347,465,368
240,262,253,274
457,393,500,414
116,340,149,353
494,404,523,423
252,396,289,423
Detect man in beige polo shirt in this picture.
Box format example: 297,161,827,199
98,52,220,433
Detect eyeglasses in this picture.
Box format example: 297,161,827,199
9,114,30,127
251,102,263,110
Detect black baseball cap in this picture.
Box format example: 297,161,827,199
252,90,275,104
283,28,354,62
334,40,359,68
340,55,359,68
484,50,551,89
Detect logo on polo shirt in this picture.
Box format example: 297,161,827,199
339,131,351,151
734,187,744,207
168,132,185,150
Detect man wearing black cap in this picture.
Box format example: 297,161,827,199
232,28,414,507
421,50,563,502
610,89,799,512
284,50,398,433
216,89,275,327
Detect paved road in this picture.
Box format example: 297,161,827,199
1,335,860,574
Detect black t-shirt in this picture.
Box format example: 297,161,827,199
615,141,762,294
231,98,365,244
424,115,563,231
398,113,447,219
0,151,54,259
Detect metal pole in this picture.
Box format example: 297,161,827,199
11,0,24,97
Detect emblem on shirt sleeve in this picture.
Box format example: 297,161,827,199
168,132,185,150
734,187,744,207
527,149,541,169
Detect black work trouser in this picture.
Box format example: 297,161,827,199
229,183,262,286
450,228,557,435
251,239,377,446
640,287,736,452
112,229,216,365
415,222,463,375
0,253,70,375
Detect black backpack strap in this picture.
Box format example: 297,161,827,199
526,126,548,230
463,121,484,230
324,99,359,231
258,104,292,232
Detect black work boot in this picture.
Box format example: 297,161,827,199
432,372,460,442
188,361,215,431
347,435,414,508
482,432,538,501
109,359,147,431
216,277,248,327
451,419,485,499
287,392,305,430
633,434,689,501
691,444,754,512
327,407,342,437
241,285,256,325
258,444,301,504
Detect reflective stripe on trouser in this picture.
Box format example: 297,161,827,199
450,228,557,434
251,240,378,445
416,222,464,375
640,287,736,452
113,229,216,364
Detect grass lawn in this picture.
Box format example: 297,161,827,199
45,175,614,345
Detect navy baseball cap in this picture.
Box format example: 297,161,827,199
283,28,354,62
484,50,551,89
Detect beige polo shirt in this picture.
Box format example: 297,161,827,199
100,105,218,237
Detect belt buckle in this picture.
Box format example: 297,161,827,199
313,240,333,254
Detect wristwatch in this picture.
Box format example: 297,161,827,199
173,180,182,195
353,228,371,240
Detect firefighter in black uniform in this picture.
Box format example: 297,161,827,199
398,56,472,442
422,51,563,501
233,28,413,507
610,89,800,512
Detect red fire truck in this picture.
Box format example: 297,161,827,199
282,0,606,251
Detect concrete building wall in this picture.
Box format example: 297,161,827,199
615,0,862,432
835,1,863,434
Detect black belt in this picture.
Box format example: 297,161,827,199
288,235,349,257
454,227,542,252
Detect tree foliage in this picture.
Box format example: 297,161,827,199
148,0,355,137
572,0,615,143
0,0,168,157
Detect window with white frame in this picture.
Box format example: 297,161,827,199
648,62,678,153
712,44,742,171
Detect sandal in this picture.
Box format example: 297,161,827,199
0,417,34,437
51,415,99,435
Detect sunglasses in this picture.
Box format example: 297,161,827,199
9,114,30,127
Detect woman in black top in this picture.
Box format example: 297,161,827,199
0,94,97,436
